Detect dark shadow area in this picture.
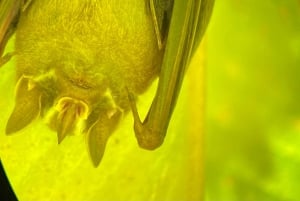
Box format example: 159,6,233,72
0,160,18,201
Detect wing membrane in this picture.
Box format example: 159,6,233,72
130,0,215,149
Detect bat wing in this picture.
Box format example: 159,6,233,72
0,0,32,64
0,0,21,57
128,0,215,149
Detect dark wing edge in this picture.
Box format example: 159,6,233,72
0,0,22,57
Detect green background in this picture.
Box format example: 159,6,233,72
206,0,300,201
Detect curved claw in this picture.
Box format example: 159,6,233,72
55,97,89,144
6,76,42,134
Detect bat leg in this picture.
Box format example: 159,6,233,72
127,89,165,150
0,52,14,68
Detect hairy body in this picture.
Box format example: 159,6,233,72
15,0,161,109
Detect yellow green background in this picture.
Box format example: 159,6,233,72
1,0,300,201
206,0,300,201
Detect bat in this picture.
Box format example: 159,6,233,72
0,0,214,167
